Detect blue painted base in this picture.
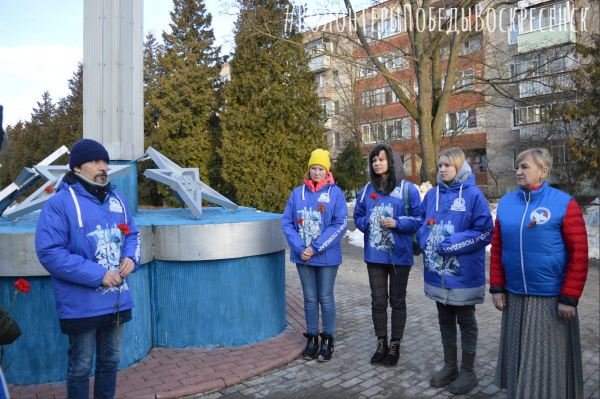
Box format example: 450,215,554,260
109,160,138,214
153,252,286,348
0,251,286,385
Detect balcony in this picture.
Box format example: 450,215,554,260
309,55,331,72
518,26,576,53
316,86,332,98
519,76,574,98
324,118,332,130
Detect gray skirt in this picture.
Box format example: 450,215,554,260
494,292,584,399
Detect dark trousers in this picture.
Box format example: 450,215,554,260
436,301,478,354
367,263,411,339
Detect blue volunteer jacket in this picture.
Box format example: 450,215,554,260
35,180,141,319
354,180,422,266
497,182,572,296
282,175,348,266
418,167,493,293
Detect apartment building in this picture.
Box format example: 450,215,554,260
303,0,598,191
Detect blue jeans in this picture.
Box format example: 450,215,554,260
296,264,339,338
66,324,124,399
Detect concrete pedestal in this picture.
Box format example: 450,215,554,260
0,207,286,384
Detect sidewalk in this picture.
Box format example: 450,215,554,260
8,288,308,399
193,239,600,399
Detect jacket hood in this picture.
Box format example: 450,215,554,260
435,160,475,212
438,160,473,189
368,143,406,195
303,172,335,193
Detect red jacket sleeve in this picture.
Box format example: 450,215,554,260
489,218,506,292
559,199,589,306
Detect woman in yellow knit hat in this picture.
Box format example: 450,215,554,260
282,149,348,362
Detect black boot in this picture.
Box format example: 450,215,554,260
370,336,388,365
383,339,400,367
317,333,334,362
430,346,460,387
449,352,478,394
302,333,319,360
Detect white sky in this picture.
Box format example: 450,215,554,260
0,0,367,127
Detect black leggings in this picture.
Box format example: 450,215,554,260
436,301,478,354
367,263,411,339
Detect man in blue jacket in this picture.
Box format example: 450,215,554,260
35,139,141,399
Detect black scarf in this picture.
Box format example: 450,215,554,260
63,172,111,204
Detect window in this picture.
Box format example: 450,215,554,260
361,118,411,143
361,124,373,143
454,69,474,90
316,73,327,87
520,1,570,34
333,71,340,87
307,38,336,56
464,148,487,172
334,101,340,116
551,145,565,164
445,109,477,130
509,18,519,44
334,132,340,148
362,87,397,108
385,52,405,70
319,98,332,116
512,102,577,125
460,38,482,55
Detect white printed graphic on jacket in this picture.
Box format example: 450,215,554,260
424,220,460,276
368,203,395,251
87,223,130,294
297,207,322,247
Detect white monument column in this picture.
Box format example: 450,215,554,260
83,0,144,211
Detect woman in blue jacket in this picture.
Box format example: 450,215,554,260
282,149,348,362
418,148,493,395
353,143,422,368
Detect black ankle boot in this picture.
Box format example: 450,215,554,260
449,352,478,394
430,346,459,387
383,339,400,367
370,336,388,365
317,333,334,362
302,333,319,360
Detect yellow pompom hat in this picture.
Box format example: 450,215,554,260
308,149,331,172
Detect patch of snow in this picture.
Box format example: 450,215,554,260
344,228,364,248
584,202,599,259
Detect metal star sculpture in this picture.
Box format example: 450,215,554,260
140,147,239,219
0,146,69,214
2,160,131,221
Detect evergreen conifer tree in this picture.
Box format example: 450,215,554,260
220,0,326,213
146,0,222,182
331,138,368,200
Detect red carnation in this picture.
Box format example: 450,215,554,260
44,185,54,194
14,278,30,294
427,219,436,227
297,218,304,224
117,224,130,235
369,193,378,200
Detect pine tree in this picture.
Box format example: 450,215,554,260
146,0,222,184
55,63,84,159
331,138,368,200
138,32,168,206
220,0,326,213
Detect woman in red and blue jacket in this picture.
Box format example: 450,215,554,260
282,149,348,363
490,148,588,399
